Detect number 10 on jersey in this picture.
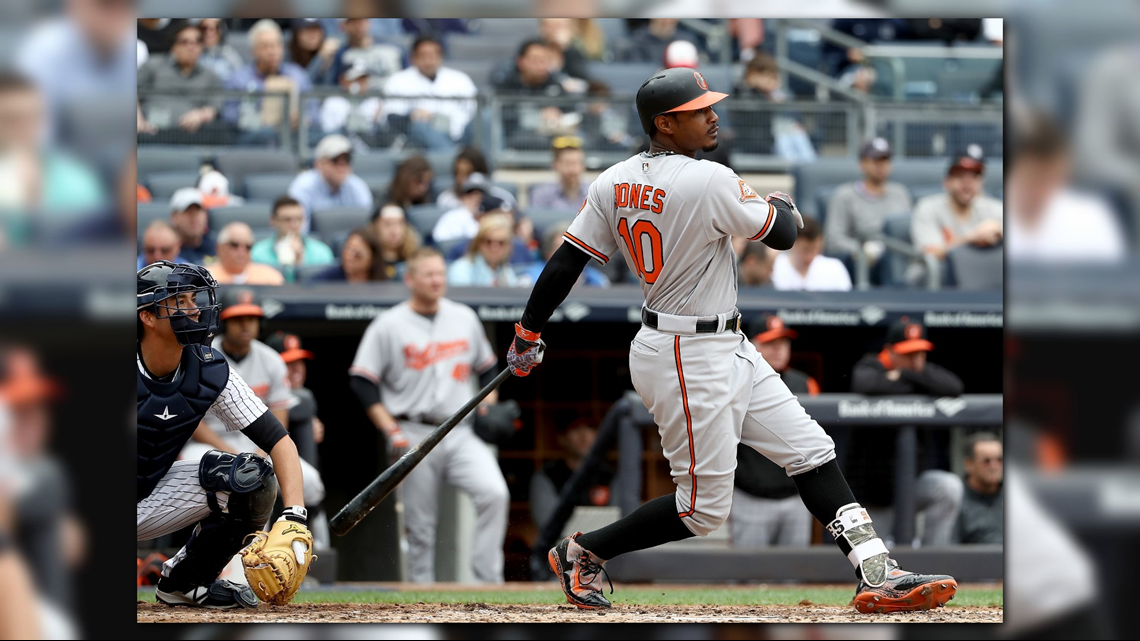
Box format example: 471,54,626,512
617,218,663,284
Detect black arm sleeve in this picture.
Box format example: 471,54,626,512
479,367,498,388
241,410,289,453
761,199,800,251
349,374,381,409
519,242,592,333
898,363,965,396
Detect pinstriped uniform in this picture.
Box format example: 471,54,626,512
136,356,268,541
565,152,835,537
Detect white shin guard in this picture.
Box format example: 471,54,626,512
828,503,890,587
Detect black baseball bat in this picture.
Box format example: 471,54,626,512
330,367,514,536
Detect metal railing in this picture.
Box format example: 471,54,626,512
138,89,1003,169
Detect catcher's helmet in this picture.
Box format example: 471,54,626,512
137,261,220,348
635,67,729,136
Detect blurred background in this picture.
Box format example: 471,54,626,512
0,0,1136,638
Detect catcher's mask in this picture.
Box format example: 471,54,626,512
137,261,220,353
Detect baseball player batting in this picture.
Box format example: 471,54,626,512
136,262,313,608
507,68,957,613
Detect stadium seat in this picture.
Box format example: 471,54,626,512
243,173,296,202
424,152,456,179
586,62,658,94
698,66,734,94
209,203,273,230
354,153,399,176
137,202,172,237
213,149,299,194
311,207,371,237
326,229,351,258
791,159,860,209
880,212,915,287
448,59,497,88
407,204,449,240
360,173,395,202
909,185,944,203
295,263,334,283
524,208,577,239
448,35,528,64
946,244,1003,290
145,171,202,200
887,159,946,194
492,181,519,199
138,145,208,174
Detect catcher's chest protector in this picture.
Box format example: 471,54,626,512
137,346,229,502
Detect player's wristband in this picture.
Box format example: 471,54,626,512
279,505,308,525
515,323,541,343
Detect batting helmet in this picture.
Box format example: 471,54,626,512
137,260,220,349
635,67,729,136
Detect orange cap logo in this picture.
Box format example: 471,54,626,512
768,316,784,331
694,71,708,91
905,324,922,340
284,335,300,350
237,291,254,305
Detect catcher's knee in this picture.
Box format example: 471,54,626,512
677,475,733,537
198,449,278,527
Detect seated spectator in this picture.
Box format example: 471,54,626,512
372,203,421,280
738,241,775,288
732,53,816,161
251,196,336,282
530,416,616,532
288,134,374,231
530,136,590,212
580,81,634,153
207,222,285,285
731,315,817,548
384,156,436,209
167,188,215,265
433,172,493,243
448,214,520,287
838,63,879,96
521,222,610,287
137,220,187,269
771,216,853,291
436,147,517,212
310,227,386,282
223,20,314,142
618,19,703,64
849,318,965,546
319,60,384,135
137,18,189,56
198,19,244,84
197,170,244,210
493,40,577,150
1007,111,1126,263
912,146,1003,261
136,24,224,141
538,18,590,83
330,19,403,88
382,35,478,152
955,432,1003,544
825,137,912,270
288,18,340,86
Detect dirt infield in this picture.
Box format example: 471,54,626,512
137,601,1002,623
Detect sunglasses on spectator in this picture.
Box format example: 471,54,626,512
176,38,203,46
329,154,352,165
225,241,253,250
978,456,1003,464
552,135,583,150
482,237,510,247
145,246,175,254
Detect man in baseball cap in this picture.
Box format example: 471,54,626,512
911,143,1003,261
825,137,912,274
852,317,962,395
264,331,322,468
287,133,373,232
168,187,216,265
748,314,819,396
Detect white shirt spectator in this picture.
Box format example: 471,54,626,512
319,95,383,133
1006,189,1126,263
382,65,478,141
771,253,853,291
432,207,480,243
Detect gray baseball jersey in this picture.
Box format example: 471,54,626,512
200,337,296,451
564,151,776,316
350,298,496,421
565,151,836,539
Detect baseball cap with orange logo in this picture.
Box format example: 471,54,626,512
886,317,934,354
265,331,315,363
748,313,798,345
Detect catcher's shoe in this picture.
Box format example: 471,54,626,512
156,578,258,609
548,532,612,609
852,559,957,613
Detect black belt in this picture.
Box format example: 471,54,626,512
641,309,742,334
394,414,447,426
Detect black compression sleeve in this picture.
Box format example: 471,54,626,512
519,242,592,333
349,374,381,409
241,411,289,453
762,200,800,251
479,366,498,388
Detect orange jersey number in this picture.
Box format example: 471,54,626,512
617,218,664,284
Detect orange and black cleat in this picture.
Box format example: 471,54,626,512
853,559,958,613
548,532,613,609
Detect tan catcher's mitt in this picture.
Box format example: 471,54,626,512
240,513,317,605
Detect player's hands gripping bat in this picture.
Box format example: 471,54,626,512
507,323,546,377
240,506,316,605
765,191,804,229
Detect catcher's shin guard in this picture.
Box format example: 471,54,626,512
159,511,259,593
